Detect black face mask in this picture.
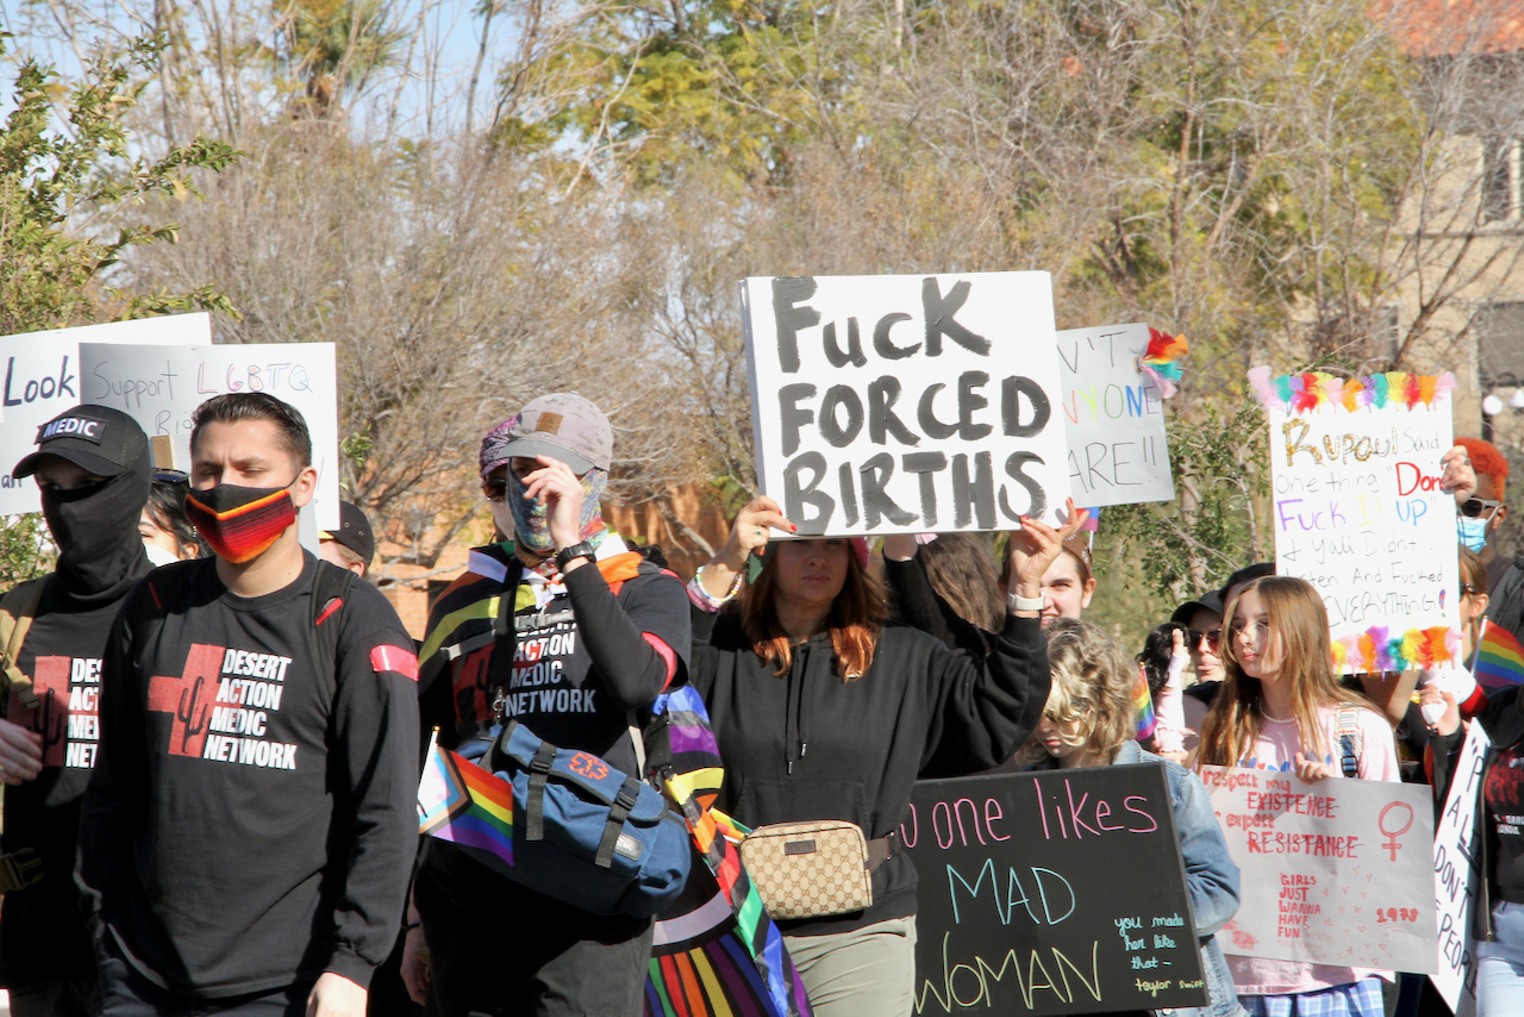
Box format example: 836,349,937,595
40,459,151,605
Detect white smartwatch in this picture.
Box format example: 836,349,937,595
1008,592,1044,614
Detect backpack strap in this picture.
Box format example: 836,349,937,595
0,577,50,713
308,564,358,704
1336,703,1363,779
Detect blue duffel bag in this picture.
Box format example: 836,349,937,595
466,719,693,918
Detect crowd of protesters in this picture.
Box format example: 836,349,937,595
0,391,1519,1017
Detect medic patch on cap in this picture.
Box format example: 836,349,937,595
37,416,105,445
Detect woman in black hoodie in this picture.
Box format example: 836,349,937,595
685,496,1076,1016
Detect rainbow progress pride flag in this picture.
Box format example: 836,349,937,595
1476,621,1524,692
417,731,514,876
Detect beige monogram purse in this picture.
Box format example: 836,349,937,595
739,820,875,919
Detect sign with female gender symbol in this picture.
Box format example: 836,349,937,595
1201,766,1436,972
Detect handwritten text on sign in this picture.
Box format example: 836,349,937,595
1057,323,1174,507
1202,766,1436,972
79,342,341,530
903,766,1206,1016
741,273,1069,534
1431,723,1488,1016
0,314,210,515
1257,369,1459,672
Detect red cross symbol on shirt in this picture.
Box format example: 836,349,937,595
146,643,224,758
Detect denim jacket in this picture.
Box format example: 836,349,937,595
1113,742,1248,1017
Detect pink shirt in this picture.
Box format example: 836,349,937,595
1225,703,1400,997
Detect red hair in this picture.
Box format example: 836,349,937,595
740,548,887,681
1458,437,1509,496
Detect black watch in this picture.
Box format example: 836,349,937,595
555,541,597,572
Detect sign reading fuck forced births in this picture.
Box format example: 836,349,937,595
1254,368,1461,673
903,766,1206,1016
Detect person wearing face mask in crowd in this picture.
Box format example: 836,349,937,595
1453,438,1524,645
0,405,153,1017
405,394,691,1016
138,470,208,565
77,393,420,1017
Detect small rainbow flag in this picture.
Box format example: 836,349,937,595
1475,621,1524,692
417,731,515,876
1133,668,1157,741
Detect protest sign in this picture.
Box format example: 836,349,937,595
1202,765,1436,972
1057,323,1174,507
0,314,210,514
79,342,340,529
1253,368,1460,672
741,273,1069,534
904,766,1207,1016
1432,722,1488,1016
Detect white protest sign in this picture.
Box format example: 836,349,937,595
1255,368,1460,673
0,314,210,514
78,342,340,530
1057,323,1174,506
741,273,1069,534
1432,722,1488,1016
1202,765,1437,972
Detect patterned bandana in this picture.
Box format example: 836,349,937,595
478,413,521,478
509,466,609,575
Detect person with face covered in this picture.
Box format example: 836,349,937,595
77,392,420,1017
406,394,691,1016
0,405,152,1017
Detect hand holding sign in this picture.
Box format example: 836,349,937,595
1440,445,1477,503
694,495,796,601
1007,498,1091,601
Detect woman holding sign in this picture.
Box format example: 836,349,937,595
686,497,1071,1016
1197,576,1400,1017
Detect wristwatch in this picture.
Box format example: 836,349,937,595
555,541,598,572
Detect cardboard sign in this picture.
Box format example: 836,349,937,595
904,766,1207,1016
741,273,1069,533
1057,324,1175,506
0,314,210,513
1255,369,1460,673
1202,765,1437,972
78,342,341,529
1432,723,1488,1016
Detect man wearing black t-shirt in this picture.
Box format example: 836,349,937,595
0,404,154,1017
78,393,420,1017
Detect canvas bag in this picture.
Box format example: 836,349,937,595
474,718,692,918
739,819,875,920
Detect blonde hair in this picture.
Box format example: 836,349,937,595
1198,576,1374,767
1018,618,1135,765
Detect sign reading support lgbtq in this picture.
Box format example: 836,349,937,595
0,314,210,514
741,273,1069,534
78,342,341,530
1202,765,1437,973
1057,323,1175,506
1432,722,1488,1016
1254,368,1460,672
904,766,1207,1016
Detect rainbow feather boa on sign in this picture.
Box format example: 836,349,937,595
1247,366,1456,412
1330,626,1461,673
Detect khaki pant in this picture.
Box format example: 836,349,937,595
784,915,918,1017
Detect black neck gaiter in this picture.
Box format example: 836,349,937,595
40,453,152,608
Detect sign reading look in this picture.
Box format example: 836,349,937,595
741,273,1069,534
1202,765,1437,973
0,314,210,514
904,766,1206,1016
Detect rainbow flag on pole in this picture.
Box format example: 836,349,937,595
1475,621,1524,692
417,730,515,876
1133,668,1157,740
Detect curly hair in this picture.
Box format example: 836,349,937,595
1017,618,1135,765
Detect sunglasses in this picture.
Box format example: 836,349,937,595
481,477,508,502
1460,498,1502,519
1188,628,1221,651
153,469,189,485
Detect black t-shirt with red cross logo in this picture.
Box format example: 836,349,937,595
76,555,421,999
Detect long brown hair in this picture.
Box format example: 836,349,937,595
919,532,1005,632
1198,576,1373,767
740,542,887,681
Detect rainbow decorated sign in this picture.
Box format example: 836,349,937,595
741,273,1070,534
1253,368,1461,672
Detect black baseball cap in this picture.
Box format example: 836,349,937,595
319,500,376,566
13,405,149,480
1170,589,1224,626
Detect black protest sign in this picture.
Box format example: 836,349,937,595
741,273,1069,535
903,765,1208,1016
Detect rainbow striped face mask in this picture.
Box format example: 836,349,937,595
185,480,298,564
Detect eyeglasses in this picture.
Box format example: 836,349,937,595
1188,628,1221,651
152,469,189,485
1229,619,1271,640
481,477,508,502
1460,498,1502,520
